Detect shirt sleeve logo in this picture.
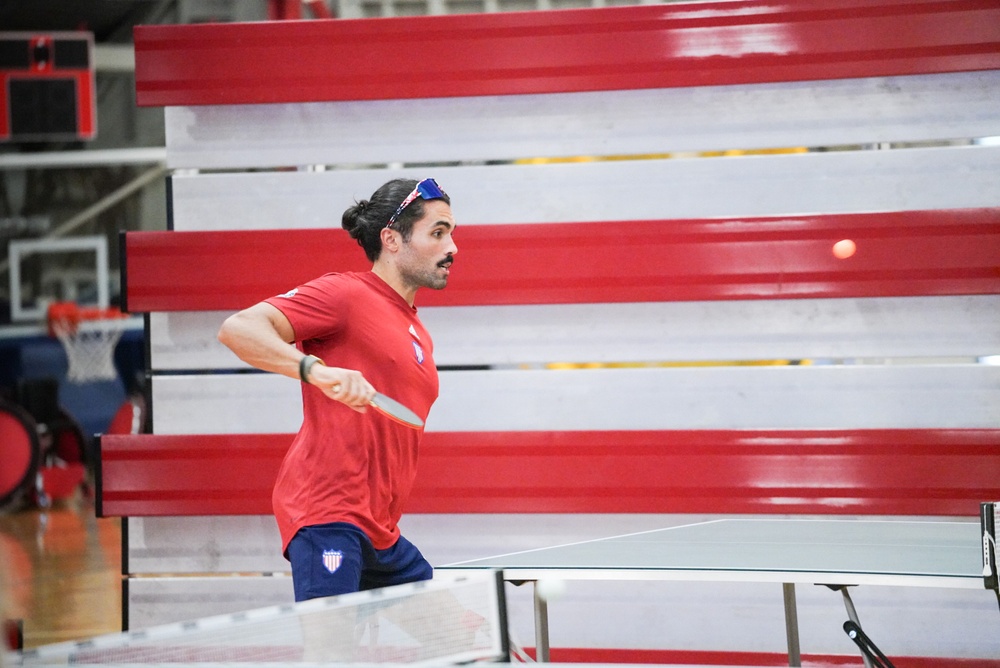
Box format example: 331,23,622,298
412,341,425,364
277,288,298,298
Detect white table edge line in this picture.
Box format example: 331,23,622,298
440,519,730,566
437,566,986,589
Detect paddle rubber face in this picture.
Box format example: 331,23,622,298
370,393,424,429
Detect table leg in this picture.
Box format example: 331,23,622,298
782,583,802,667
839,587,874,668
533,581,550,662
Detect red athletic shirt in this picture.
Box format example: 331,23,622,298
264,271,438,553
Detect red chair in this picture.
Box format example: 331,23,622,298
0,399,39,510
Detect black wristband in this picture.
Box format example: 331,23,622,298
299,355,323,384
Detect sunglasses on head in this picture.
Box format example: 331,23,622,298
385,178,447,229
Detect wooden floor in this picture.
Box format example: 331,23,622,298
0,492,122,649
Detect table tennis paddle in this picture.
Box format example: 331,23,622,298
328,378,424,429
370,392,424,429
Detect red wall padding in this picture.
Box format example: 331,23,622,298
98,429,1000,518
122,208,1000,312
134,0,1000,106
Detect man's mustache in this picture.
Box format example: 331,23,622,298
438,254,454,268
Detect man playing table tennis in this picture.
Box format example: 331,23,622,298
218,178,456,601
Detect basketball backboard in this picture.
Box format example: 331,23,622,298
7,235,109,322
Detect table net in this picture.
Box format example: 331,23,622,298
11,572,509,666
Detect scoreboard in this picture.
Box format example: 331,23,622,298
0,32,96,142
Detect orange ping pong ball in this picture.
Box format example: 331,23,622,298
832,239,856,259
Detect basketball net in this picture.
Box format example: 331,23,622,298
47,302,128,384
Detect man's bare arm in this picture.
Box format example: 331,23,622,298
218,302,300,379
218,302,375,409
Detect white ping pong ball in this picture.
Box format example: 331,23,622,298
832,239,856,259
535,579,567,601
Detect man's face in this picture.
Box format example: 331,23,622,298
397,199,457,291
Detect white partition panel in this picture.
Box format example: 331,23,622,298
149,311,242,370
151,374,303,435
149,295,1000,370
151,365,1000,435
127,516,288,574
430,366,1000,431
422,296,1000,366
168,144,1000,231
163,71,1000,170
127,576,294,630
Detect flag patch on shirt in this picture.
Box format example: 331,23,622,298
322,549,343,573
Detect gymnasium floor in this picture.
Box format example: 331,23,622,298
0,493,121,649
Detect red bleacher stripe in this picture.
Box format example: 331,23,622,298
555,647,1000,668
134,0,1000,106
122,208,1000,312
97,429,1000,518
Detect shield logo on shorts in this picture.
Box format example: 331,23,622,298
322,549,343,573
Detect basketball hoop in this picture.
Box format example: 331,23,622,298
47,301,129,383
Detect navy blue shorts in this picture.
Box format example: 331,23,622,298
286,522,433,601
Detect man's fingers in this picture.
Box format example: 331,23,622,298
329,380,374,408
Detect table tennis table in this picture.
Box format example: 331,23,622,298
440,517,997,666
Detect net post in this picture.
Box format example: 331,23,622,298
983,502,998,591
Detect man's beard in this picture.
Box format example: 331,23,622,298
403,254,453,291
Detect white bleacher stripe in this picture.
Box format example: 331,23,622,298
126,516,288,574
150,311,241,370
149,295,1000,370
422,296,1000,366
152,374,303,435
431,366,1000,431
162,71,1000,170
126,576,294,629
150,365,1000,435
168,144,1000,231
